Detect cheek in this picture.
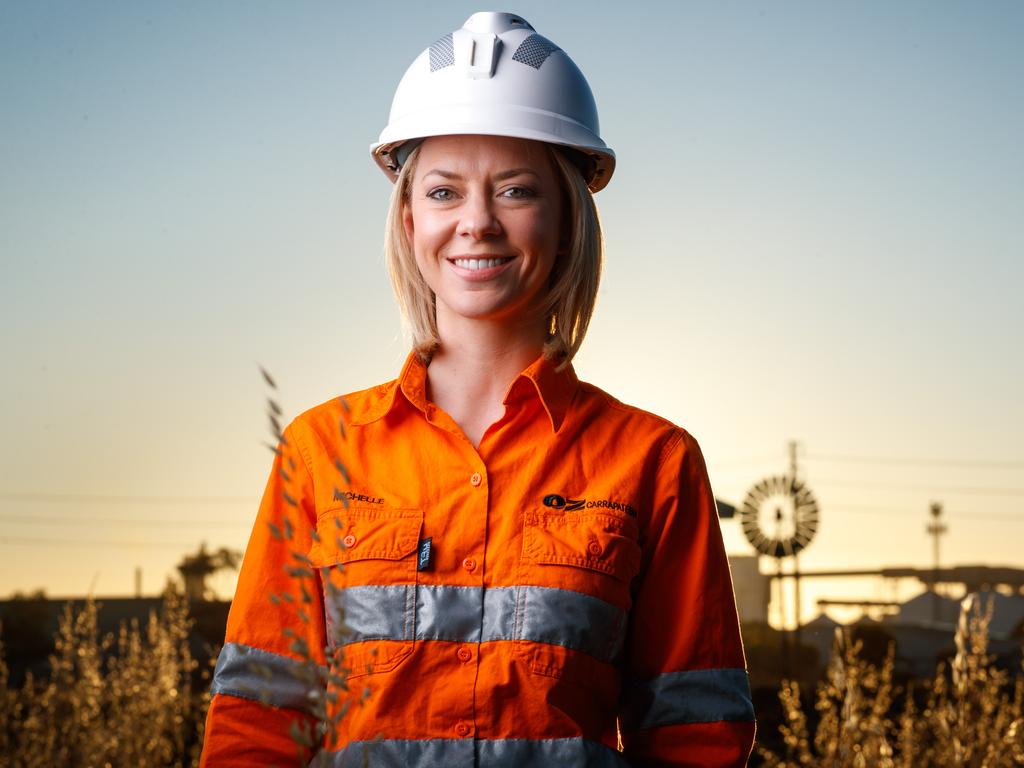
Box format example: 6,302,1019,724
523,209,562,263
407,205,451,256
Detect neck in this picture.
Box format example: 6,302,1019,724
424,310,549,446
433,307,548,380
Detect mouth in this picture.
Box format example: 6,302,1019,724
446,255,516,281
448,256,514,271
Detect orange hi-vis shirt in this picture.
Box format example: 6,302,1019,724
201,352,755,767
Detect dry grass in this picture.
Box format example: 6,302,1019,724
760,593,1024,767
0,588,209,767
260,371,362,761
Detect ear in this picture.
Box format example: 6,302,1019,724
402,200,414,242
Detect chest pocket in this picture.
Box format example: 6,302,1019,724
521,510,641,596
517,511,642,687
308,506,422,678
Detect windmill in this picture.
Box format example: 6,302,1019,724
738,442,820,665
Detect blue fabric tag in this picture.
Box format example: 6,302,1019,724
417,537,433,571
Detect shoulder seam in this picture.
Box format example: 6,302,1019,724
655,429,686,474
576,381,680,431
284,422,317,515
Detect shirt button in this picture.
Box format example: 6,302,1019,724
455,721,472,738
462,557,477,573
587,540,602,556
343,534,357,548
470,472,482,486
456,646,472,663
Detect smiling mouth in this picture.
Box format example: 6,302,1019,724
449,257,514,271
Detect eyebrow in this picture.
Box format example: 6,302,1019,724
421,168,541,182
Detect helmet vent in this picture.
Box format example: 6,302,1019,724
429,33,455,71
511,34,560,69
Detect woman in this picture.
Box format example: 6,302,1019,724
202,12,754,767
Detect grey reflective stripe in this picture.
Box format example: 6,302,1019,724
514,585,627,662
420,584,484,642
313,738,472,768
328,584,416,644
313,737,628,768
479,737,627,767
210,642,323,715
329,585,627,662
621,667,755,730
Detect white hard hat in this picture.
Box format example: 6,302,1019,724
371,11,615,192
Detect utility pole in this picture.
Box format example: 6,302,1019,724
789,441,802,664
927,501,947,623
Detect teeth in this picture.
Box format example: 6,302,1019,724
453,258,508,270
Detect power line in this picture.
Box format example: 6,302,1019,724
0,513,248,528
709,454,786,468
832,506,1022,523
812,479,1024,496
950,512,1024,522
805,453,1024,470
0,534,204,550
0,492,253,505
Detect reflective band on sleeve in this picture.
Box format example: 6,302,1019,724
621,667,755,730
312,736,628,768
326,584,628,663
210,642,324,715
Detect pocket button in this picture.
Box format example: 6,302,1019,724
587,540,602,556
343,534,357,548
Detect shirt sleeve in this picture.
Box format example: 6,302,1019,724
200,423,327,767
618,430,755,767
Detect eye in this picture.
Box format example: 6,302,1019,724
426,187,456,201
500,185,536,199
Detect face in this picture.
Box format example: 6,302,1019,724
403,134,564,330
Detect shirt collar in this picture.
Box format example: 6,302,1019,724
349,351,578,433
502,353,578,433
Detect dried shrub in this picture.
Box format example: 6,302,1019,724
0,588,209,767
760,593,1024,767
255,372,362,762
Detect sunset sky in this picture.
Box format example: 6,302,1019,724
2,1,1022,627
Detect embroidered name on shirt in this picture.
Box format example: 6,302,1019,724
543,493,637,518
334,489,385,505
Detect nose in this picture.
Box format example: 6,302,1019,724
456,193,502,240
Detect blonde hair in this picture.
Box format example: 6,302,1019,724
384,142,603,367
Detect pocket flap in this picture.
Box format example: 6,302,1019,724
523,512,641,582
310,507,422,566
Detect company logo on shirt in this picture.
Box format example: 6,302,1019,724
543,493,585,511
543,493,637,518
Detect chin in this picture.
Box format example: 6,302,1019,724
439,295,517,322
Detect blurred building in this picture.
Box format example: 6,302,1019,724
728,554,771,625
